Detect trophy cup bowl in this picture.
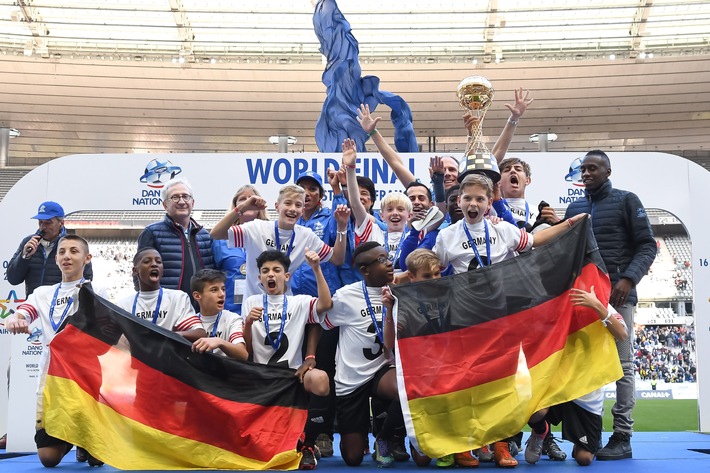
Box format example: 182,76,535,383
456,76,500,183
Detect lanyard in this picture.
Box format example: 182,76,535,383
274,221,295,259
198,311,223,338
49,278,84,332
362,281,385,344
263,294,288,350
384,230,406,265
523,201,529,226
463,220,491,268
132,287,163,325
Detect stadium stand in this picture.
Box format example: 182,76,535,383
0,168,31,201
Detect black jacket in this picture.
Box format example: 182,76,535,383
565,180,657,305
7,228,93,296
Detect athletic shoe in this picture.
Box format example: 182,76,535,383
454,451,480,467
493,441,518,468
508,441,519,457
524,423,548,464
299,445,318,470
389,436,410,461
315,434,334,458
596,432,632,460
476,445,494,462
87,452,104,467
76,447,88,462
374,438,394,468
410,442,432,467
542,434,567,461
435,454,455,468
0,434,6,450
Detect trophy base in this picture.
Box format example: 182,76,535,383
457,152,501,183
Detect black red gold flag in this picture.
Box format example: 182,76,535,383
391,218,622,457
44,287,308,470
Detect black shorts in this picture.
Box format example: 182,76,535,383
35,428,72,450
547,401,602,454
335,365,394,436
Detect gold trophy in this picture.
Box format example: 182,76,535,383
457,76,500,183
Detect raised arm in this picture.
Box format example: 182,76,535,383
329,204,351,266
210,195,267,240
530,213,587,248
493,88,533,161
306,248,334,313
358,104,417,187
342,138,370,228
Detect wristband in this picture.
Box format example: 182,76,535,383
508,118,519,126
337,230,347,242
234,208,242,218
601,311,614,327
368,129,379,137
344,164,356,169
567,218,573,228
305,355,316,361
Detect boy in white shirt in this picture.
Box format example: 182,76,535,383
5,235,107,468
341,138,412,272
190,269,248,360
435,174,586,274
210,184,349,299
116,248,206,341
320,241,403,468
242,250,332,470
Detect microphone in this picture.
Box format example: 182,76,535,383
23,229,46,259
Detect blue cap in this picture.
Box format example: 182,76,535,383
295,171,324,192
32,201,65,220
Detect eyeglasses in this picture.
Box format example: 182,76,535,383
168,194,193,203
361,256,390,266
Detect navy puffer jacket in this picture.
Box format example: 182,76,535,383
564,180,657,305
137,215,214,301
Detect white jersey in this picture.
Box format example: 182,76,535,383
321,282,390,396
242,293,319,369
434,219,533,274
227,219,333,299
506,198,536,227
14,279,109,375
116,288,202,333
15,279,109,347
355,219,405,271
199,310,245,357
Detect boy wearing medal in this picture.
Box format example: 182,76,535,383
116,248,206,341
5,235,107,468
242,250,332,470
341,138,412,275
210,184,349,299
190,269,248,360
319,241,403,468
434,174,586,274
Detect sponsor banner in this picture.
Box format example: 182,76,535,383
637,389,674,399
6,321,43,452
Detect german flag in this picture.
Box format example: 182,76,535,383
43,287,308,470
391,218,622,458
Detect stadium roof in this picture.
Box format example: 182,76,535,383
0,1,709,168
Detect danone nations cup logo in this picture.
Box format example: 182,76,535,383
139,159,182,189
564,157,584,187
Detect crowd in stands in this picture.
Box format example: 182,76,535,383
634,325,696,383
88,238,138,300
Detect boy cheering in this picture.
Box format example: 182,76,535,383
211,184,349,299
242,250,332,470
